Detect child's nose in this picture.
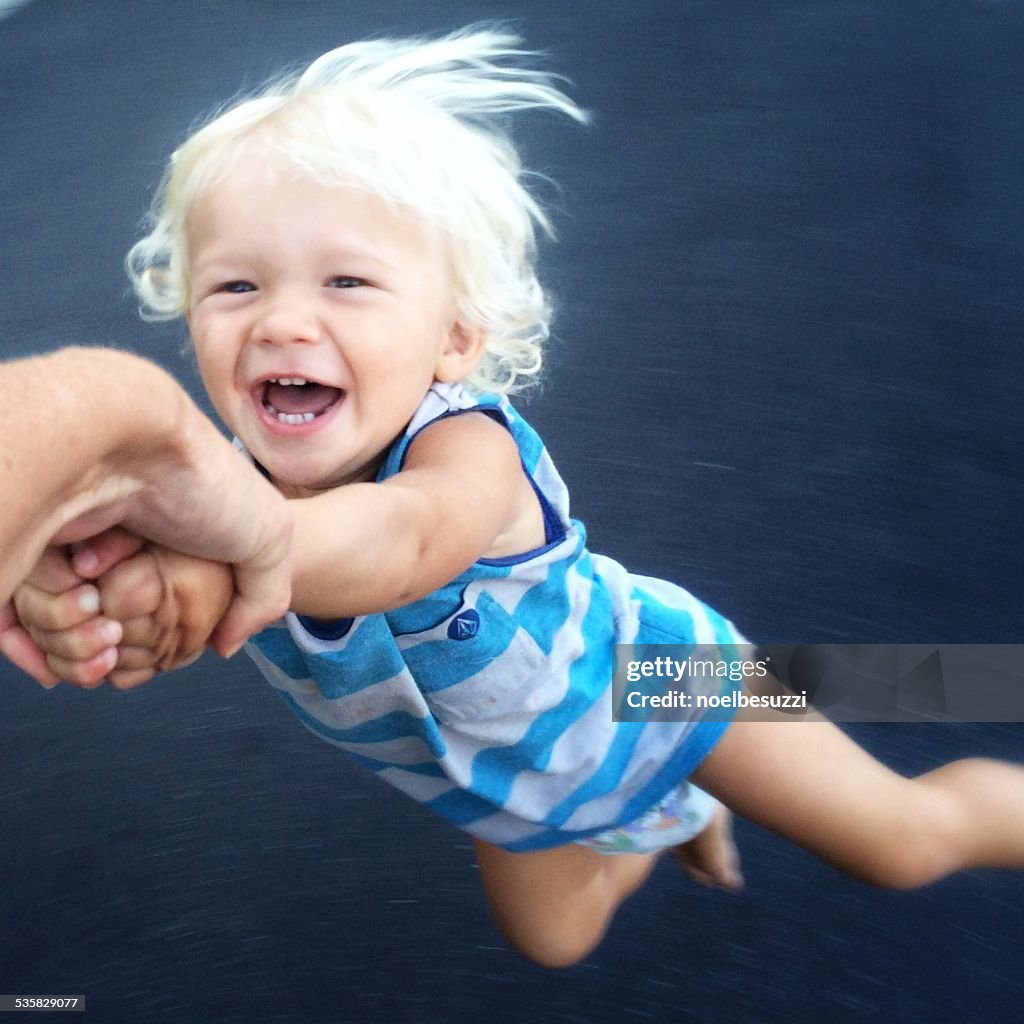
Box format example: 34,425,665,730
254,296,321,348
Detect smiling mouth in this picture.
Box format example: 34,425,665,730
260,377,344,425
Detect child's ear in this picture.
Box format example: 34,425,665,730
434,321,487,383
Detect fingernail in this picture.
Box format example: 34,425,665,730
223,642,243,659
38,680,58,691
78,588,101,614
100,620,123,645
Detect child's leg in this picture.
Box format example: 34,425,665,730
691,710,1024,888
473,838,658,968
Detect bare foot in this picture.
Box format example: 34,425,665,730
670,805,744,891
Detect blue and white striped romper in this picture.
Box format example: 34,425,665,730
245,382,746,854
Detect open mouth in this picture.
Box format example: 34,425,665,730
260,377,344,425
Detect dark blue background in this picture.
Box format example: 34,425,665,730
1,2,1021,1020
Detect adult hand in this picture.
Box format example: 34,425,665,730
0,348,291,663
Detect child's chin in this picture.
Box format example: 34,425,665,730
271,476,319,499
266,464,335,498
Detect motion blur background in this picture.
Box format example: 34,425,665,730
1,2,1021,1021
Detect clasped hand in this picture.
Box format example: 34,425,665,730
0,529,234,689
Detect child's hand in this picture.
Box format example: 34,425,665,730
9,531,235,689
98,539,237,688
82,531,237,689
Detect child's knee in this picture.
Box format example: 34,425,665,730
482,864,612,967
497,914,604,969
474,839,649,968
855,844,951,891
851,782,967,890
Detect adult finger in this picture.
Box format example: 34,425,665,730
71,528,146,580
0,607,60,688
0,600,16,634
219,489,293,654
208,502,291,657
26,619,122,661
14,582,104,632
24,546,82,595
210,581,290,658
44,648,117,688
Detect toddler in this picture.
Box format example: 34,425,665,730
12,28,1024,968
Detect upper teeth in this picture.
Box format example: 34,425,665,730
263,377,318,425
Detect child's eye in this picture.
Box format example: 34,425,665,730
217,280,255,294
327,276,367,289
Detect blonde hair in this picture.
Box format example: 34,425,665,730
126,26,587,394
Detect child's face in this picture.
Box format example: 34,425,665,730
185,162,475,496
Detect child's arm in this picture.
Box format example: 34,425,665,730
11,535,233,689
287,411,540,617
8,409,539,682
